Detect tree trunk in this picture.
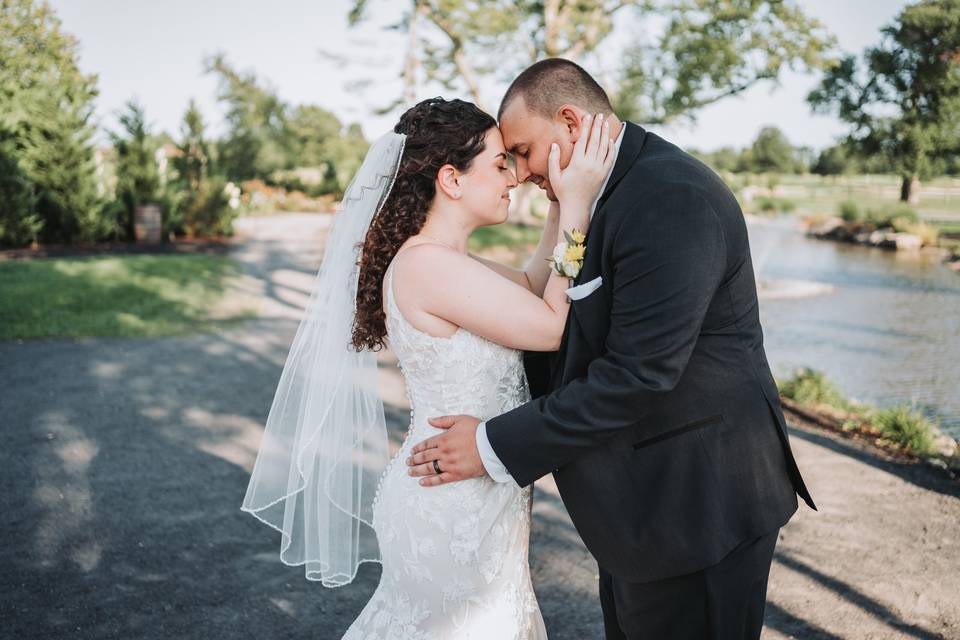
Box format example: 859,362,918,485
900,175,920,204
402,1,423,104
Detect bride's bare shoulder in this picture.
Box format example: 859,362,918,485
391,240,476,281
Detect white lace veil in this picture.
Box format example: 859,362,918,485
241,131,406,587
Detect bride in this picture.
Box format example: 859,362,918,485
242,96,614,638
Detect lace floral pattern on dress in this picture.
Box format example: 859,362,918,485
343,259,545,640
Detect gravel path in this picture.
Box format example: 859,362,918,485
1,213,957,639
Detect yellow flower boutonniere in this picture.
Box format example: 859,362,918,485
548,228,587,279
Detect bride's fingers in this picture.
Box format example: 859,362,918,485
572,113,592,158
547,143,561,186
585,113,604,161
603,138,616,170
595,120,611,163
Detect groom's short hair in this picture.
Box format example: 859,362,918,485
498,58,612,121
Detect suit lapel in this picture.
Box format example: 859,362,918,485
550,121,648,389
571,122,647,288
593,122,647,219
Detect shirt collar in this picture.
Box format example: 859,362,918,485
590,121,627,219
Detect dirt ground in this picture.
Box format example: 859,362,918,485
1,213,957,639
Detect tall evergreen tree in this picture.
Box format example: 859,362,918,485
108,100,161,240
0,0,103,244
168,99,233,238
0,127,40,246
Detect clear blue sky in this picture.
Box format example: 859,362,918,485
49,0,909,151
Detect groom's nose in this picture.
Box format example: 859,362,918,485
515,158,532,183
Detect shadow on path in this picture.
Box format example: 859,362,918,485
788,426,960,500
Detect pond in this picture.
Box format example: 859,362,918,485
749,215,960,439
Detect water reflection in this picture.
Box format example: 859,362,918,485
749,216,960,438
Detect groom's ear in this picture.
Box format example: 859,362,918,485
556,105,585,142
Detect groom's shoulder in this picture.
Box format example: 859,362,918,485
622,126,738,211
633,129,715,182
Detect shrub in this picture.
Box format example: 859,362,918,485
168,176,237,238
778,368,850,410
839,200,860,222
871,404,937,456
757,198,796,214
892,219,940,245
864,203,918,228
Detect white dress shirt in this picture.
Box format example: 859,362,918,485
476,122,627,484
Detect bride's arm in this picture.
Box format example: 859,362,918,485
468,202,560,296
394,214,582,352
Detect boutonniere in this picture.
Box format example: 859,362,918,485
548,228,587,279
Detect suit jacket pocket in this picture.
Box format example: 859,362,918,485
569,284,609,359
632,414,724,450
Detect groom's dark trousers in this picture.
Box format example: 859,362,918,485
599,529,779,639
485,123,816,639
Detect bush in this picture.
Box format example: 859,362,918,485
168,176,237,238
757,197,796,214
778,368,850,410
871,404,937,456
864,203,918,228
893,219,940,245
839,200,860,222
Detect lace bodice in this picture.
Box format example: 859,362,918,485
386,258,531,428
343,253,546,639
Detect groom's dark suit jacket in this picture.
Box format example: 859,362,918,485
485,122,816,583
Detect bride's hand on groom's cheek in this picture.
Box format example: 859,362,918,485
406,415,485,486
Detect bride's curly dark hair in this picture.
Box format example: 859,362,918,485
351,97,496,351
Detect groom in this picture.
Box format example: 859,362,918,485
407,58,815,639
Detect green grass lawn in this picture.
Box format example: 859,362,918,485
733,173,960,223
468,223,544,251
0,253,257,340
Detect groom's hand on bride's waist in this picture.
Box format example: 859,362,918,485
406,415,486,487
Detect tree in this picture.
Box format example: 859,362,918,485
168,100,234,238
811,144,851,176
108,100,161,240
0,127,40,246
0,0,103,244
691,146,740,173
750,126,798,174
348,1,834,123
204,53,293,181
808,0,960,203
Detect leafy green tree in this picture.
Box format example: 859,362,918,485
288,104,343,167
205,53,293,181
811,144,851,176
0,0,103,244
108,100,161,240
349,0,834,123
750,126,799,174
808,0,960,202
0,128,40,246
205,55,369,195
166,99,234,238
691,146,740,173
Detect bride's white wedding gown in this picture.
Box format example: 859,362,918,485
343,256,548,639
